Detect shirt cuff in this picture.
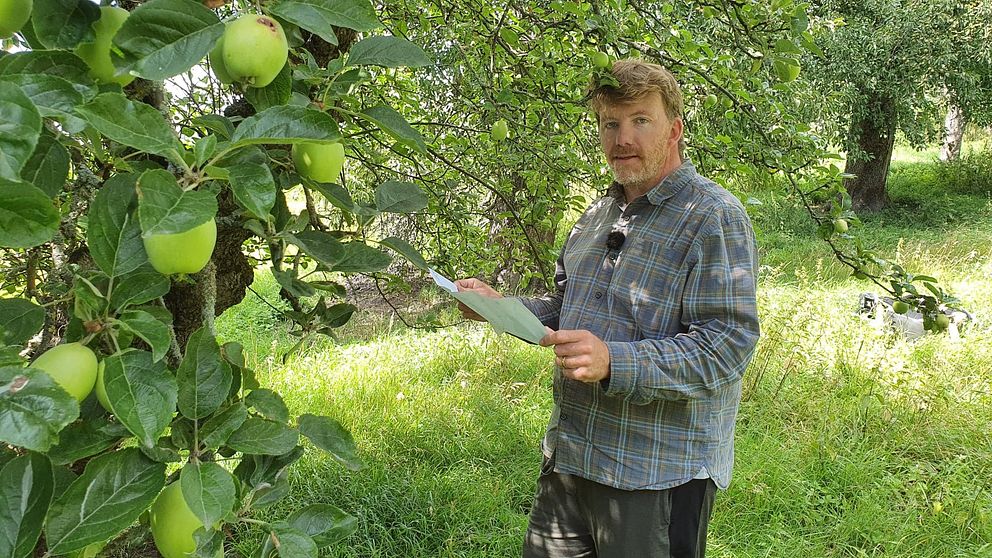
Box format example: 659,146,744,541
603,341,638,399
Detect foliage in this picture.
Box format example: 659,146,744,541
0,0,984,554
0,0,434,554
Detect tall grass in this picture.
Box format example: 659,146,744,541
216,155,992,557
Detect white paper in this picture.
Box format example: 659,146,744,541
429,268,547,344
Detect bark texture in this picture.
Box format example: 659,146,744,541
940,104,965,161
844,95,896,212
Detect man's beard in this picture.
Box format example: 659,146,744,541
610,138,668,190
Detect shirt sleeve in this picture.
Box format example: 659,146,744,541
604,210,760,404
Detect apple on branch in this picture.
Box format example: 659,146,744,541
220,13,288,88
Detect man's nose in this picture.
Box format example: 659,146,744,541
613,122,634,146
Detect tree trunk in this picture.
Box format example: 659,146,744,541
844,95,896,212
165,191,254,352
939,103,965,161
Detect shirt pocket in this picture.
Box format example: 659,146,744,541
608,240,687,339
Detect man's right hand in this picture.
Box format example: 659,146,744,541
453,278,501,321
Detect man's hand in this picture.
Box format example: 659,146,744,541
454,278,501,321
541,329,611,383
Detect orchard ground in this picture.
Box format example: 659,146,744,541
128,142,991,557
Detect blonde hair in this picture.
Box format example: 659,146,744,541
587,59,684,121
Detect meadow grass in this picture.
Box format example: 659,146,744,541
215,153,992,557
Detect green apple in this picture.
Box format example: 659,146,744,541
74,6,134,86
208,34,234,84
95,359,111,411
143,219,217,276
491,119,509,141
773,57,801,82
833,218,849,234
934,314,951,331
221,13,288,88
150,482,223,558
29,342,98,402
703,93,718,109
0,0,32,38
892,301,910,315
293,141,345,183
591,51,609,68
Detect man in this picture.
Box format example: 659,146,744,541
455,59,759,558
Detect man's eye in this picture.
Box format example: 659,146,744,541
603,122,618,129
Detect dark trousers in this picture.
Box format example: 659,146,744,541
522,456,717,558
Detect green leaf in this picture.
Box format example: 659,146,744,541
102,350,177,448
227,417,299,456
0,367,78,452
245,63,292,112
87,173,145,277
309,182,377,216
374,180,428,213
233,446,303,489
0,298,44,345
0,81,41,181
75,93,184,162
359,105,427,153
0,51,96,99
0,179,60,249
118,309,172,363
268,523,318,558
199,402,248,451
379,236,428,271
191,526,225,558
20,129,70,197
136,169,218,236
245,389,289,423
289,231,391,273
316,303,355,329
192,114,235,140
113,0,224,81
31,0,99,49
347,36,430,68
47,418,128,466
229,106,341,149
286,504,359,548
272,268,316,298
180,461,236,530
298,414,363,470
0,452,53,558
44,448,166,554
109,267,170,311
333,242,392,273
250,467,291,510
217,148,275,219
0,73,87,132
269,0,382,45
177,327,232,420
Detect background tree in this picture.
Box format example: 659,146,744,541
807,0,992,210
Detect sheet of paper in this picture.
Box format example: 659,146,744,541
429,268,547,344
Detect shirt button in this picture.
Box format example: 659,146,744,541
595,291,603,299
560,414,568,421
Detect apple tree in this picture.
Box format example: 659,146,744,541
0,0,434,555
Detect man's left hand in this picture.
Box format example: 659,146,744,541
540,329,611,383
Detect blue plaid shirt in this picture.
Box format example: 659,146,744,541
519,160,759,490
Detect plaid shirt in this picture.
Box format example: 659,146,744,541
519,160,759,491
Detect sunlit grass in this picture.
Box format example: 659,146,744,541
216,156,992,557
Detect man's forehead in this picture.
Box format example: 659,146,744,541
597,93,666,119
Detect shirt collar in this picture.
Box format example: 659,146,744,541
607,159,697,206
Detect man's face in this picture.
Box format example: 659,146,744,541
598,93,681,193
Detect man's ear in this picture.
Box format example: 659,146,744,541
670,117,684,145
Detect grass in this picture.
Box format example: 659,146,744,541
214,146,992,557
